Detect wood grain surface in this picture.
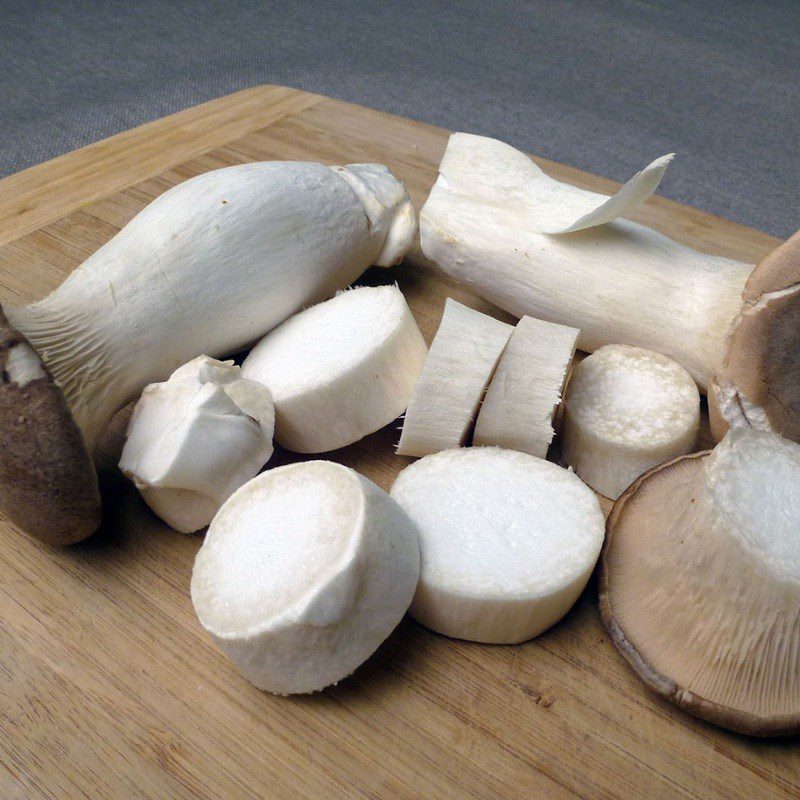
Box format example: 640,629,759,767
0,84,795,800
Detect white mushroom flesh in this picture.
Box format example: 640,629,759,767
119,355,274,533
396,298,512,457
561,344,700,499
390,447,605,644
191,461,420,695
241,285,427,453
473,315,579,457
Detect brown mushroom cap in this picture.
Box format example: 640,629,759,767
710,230,800,442
0,305,100,545
600,433,800,736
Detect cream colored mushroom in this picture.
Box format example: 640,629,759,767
420,133,800,444
191,461,420,695
473,315,579,458
560,345,700,499
242,285,426,453
390,447,605,644
396,298,512,457
601,428,800,736
119,356,274,533
0,160,415,544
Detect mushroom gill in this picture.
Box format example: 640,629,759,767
600,428,800,736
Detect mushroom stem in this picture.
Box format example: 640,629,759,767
420,133,754,391
6,161,416,452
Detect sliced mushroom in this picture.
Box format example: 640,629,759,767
600,428,800,736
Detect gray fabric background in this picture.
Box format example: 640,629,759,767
1,0,798,237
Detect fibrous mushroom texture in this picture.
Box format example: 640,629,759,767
119,356,274,533
390,447,605,644
601,428,800,736
396,298,512,457
241,285,427,453
561,345,700,500
1,160,415,544
473,315,579,458
420,133,754,391
191,461,420,695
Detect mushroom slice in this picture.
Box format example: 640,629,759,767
396,298,512,457
191,461,420,695
561,344,700,500
390,447,605,644
473,315,579,457
601,428,800,736
242,285,427,453
0,308,100,545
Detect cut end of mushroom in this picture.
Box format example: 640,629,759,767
0,305,100,545
712,230,800,443
191,461,420,695
561,344,700,500
391,447,605,644
601,428,800,736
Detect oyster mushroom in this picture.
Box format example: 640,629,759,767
0,161,415,545
600,427,800,736
420,133,800,443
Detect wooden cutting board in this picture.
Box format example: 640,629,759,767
0,85,794,800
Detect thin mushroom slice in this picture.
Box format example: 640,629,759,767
473,315,579,457
191,461,420,695
396,298,512,457
0,307,99,545
601,428,800,736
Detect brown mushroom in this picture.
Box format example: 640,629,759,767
600,427,800,736
709,230,800,443
0,307,100,545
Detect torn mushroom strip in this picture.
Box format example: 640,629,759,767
396,298,512,457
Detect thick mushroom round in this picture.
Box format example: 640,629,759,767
0,307,100,545
710,230,800,442
600,428,800,736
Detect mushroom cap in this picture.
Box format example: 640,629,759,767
0,305,100,545
711,230,800,442
600,431,800,736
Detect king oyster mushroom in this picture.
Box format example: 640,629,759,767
0,160,416,545
600,427,800,736
420,133,800,443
